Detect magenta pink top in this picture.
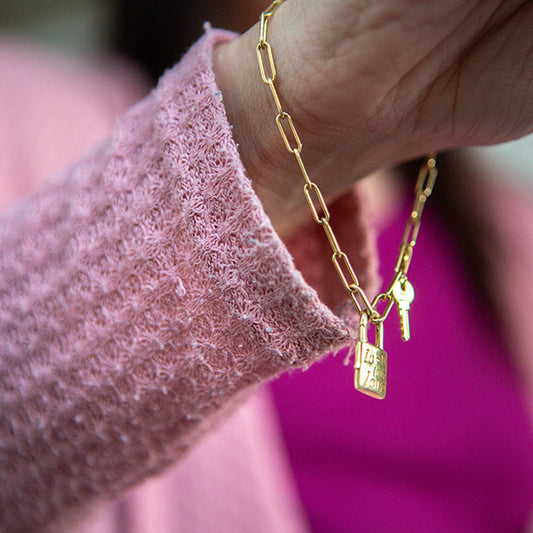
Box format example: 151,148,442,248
272,196,533,532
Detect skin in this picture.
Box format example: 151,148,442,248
213,0,533,235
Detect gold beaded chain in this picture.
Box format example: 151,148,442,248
256,0,437,399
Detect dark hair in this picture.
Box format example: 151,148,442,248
110,0,256,82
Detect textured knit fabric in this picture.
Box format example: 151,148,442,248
0,28,378,532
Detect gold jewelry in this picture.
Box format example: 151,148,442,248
256,0,437,399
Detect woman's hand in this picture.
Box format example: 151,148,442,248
214,0,533,232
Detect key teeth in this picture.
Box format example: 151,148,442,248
399,315,410,342
400,324,410,342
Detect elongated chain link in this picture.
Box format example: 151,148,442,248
256,0,436,323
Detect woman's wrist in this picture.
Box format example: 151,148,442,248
213,29,308,234
212,10,402,235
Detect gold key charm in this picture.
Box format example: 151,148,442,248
355,313,387,399
392,277,415,341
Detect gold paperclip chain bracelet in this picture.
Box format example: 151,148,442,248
256,0,437,399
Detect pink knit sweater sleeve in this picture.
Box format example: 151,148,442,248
0,29,368,530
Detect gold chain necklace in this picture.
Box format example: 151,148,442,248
256,0,437,399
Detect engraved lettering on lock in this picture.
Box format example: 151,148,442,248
364,362,385,390
358,344,387,398
364,350,375,365
370,359,386,393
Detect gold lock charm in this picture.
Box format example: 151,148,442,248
355,313,387,399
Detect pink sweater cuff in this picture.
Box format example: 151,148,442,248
154,27,356,371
